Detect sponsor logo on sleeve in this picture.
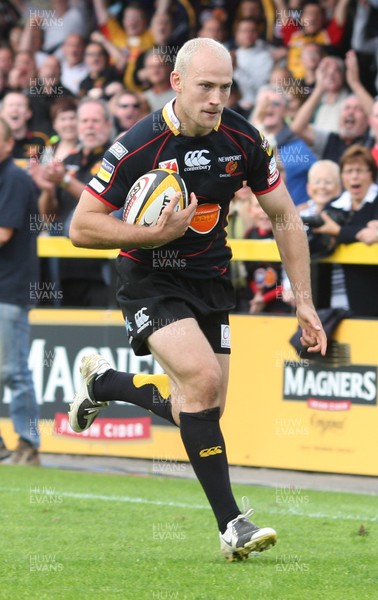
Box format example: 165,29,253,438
97,158,115,183
268,170,280,186
158,158,179,172
269,156,277,174
108,141,128,160
259,131,273,156
268,155,279,185
88,178,105,193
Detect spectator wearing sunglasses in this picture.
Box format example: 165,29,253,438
113,90,146,135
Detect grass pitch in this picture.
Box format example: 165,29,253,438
1,464,377,600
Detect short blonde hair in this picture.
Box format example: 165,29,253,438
174,37,231,76
307,160,341,183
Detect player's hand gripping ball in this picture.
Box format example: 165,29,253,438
123,168,189,227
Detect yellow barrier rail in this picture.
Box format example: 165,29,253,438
37,236,378,265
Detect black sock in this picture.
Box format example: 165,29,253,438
93,370,176,425
179,408,240,533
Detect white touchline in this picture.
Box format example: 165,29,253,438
3,487,209,510
2,487,378,522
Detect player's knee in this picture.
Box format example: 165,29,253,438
188,362,223,408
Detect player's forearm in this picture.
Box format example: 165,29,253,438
70,210,188,250
272,216,314,308
70,212,157,249
71,190,196,249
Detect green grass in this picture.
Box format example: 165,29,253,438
1,465,377,600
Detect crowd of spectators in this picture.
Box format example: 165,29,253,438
0,0,377,316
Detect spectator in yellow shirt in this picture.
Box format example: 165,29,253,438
273,0,349,79
93,0,154,92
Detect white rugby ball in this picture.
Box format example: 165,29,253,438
123,168,188,226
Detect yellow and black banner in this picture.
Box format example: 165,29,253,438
1,311,377,475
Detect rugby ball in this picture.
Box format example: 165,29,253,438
123,168,188,226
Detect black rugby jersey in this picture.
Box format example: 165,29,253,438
12,130,51,171
86,99,281,278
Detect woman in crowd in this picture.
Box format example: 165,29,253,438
313,145,378,316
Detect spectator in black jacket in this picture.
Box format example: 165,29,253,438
313,145,378,316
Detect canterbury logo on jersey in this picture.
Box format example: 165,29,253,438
184,149,211,171
199,446,223,458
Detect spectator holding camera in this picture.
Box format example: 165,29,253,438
294,160,342,305
300,160,342,255
312,145,378,316
282,160,342,306
356,219,378,245
299,160,342,217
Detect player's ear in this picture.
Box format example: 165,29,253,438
170,71,182,93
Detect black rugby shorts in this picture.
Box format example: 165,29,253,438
115,257,235,356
